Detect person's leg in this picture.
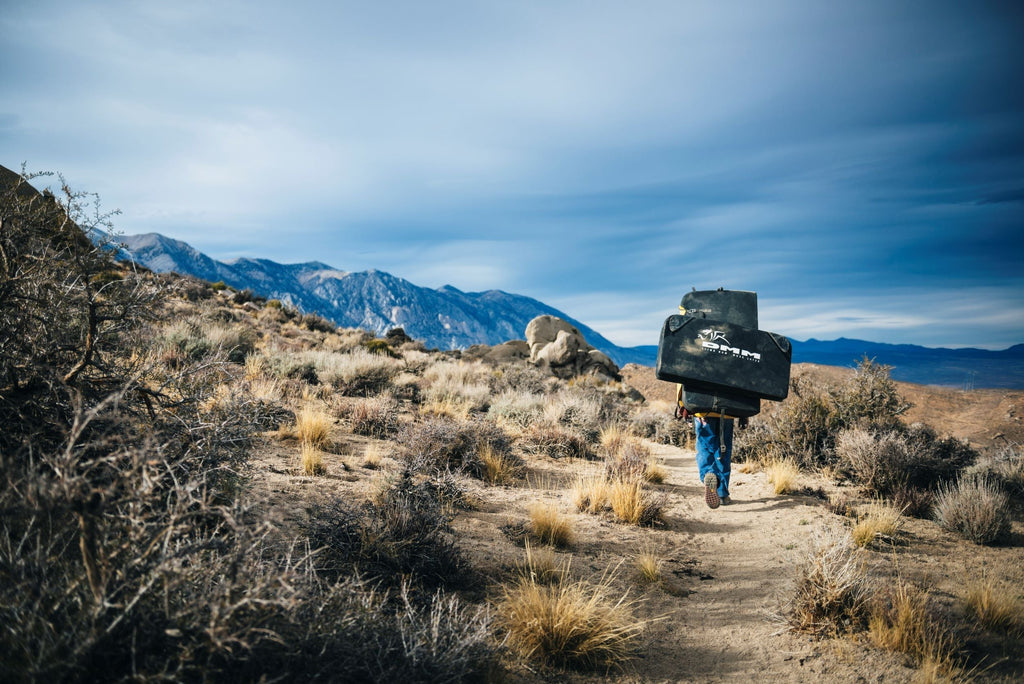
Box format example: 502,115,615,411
694,417,722,508
694,417,719,484
718,418,733,499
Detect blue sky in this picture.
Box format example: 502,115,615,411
2,1,1022,349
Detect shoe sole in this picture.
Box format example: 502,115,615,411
704,473,720,509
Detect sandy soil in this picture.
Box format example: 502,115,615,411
246,364,1024,682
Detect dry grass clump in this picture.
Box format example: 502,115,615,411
963,578,1024,635
362,442,387,469
294,406,333,450
514,542,570,585
627,403,690,447
497,568,646,670
932,474,1011,545
604,438,651,482
303,348,400,395
765,458,800,495
787,529,871,636
519,423,594,460
644,460,667,484
301,442,327,475
633,546,663,585
868,580,962,677
572,473,611,514
488,389,546,430
478,443,525,485
528,502,575,548
349,393,400,438
851,500,905,548
609,479,665,526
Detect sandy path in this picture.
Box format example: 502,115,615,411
599,441,914,683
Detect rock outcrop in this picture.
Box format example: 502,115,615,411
525,315,620,380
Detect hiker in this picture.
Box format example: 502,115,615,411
677,386,746,509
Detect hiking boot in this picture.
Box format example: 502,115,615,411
704,473,720,509
721,496,732,505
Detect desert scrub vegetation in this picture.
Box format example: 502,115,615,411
528,502,575,548
786,529,871,636
963,578,1024,635
765,457,800,495
497,564,647,670
397,416,521,482
0,168,498,682
627,402,690,447
304,469,471,589
421,359,493,415
348,392,401,438
736,358,912,469
868,580,963,677
851,500,905,548
302,347,401,395
932,474,1011,544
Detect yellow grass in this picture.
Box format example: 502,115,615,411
301,442,326,476
599,424,630,455
735,460,759,474
644,460,667,484
869,581,961,677
609,479,662,526
514,542,569,585
479,444,523,485
765,458,799,495
248,377,282,403
295,406,332,449
243,353,268,381
634,546,662,585
418,396,472,421
362,442,386,470
964,578,1023,634
498,568,646,669
572,473,611,514
852,500,905,548
528,502,575,548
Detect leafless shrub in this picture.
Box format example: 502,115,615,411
397,417,517,480
932,475,1011,544
786,529,871,636
604,439,651,482
350,393,401,438
519,423,595,460
965,442,1024,499
735,358,911,469
303,469,470,589
627,405,690,447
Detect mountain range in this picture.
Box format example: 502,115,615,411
116,232,1024,389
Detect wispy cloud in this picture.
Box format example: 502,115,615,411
2,1,1021,349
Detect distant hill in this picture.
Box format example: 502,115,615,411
116,232,1023,388
117,233,655,366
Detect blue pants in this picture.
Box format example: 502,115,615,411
695,416,732,498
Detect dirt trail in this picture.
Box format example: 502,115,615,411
551,440,919,684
